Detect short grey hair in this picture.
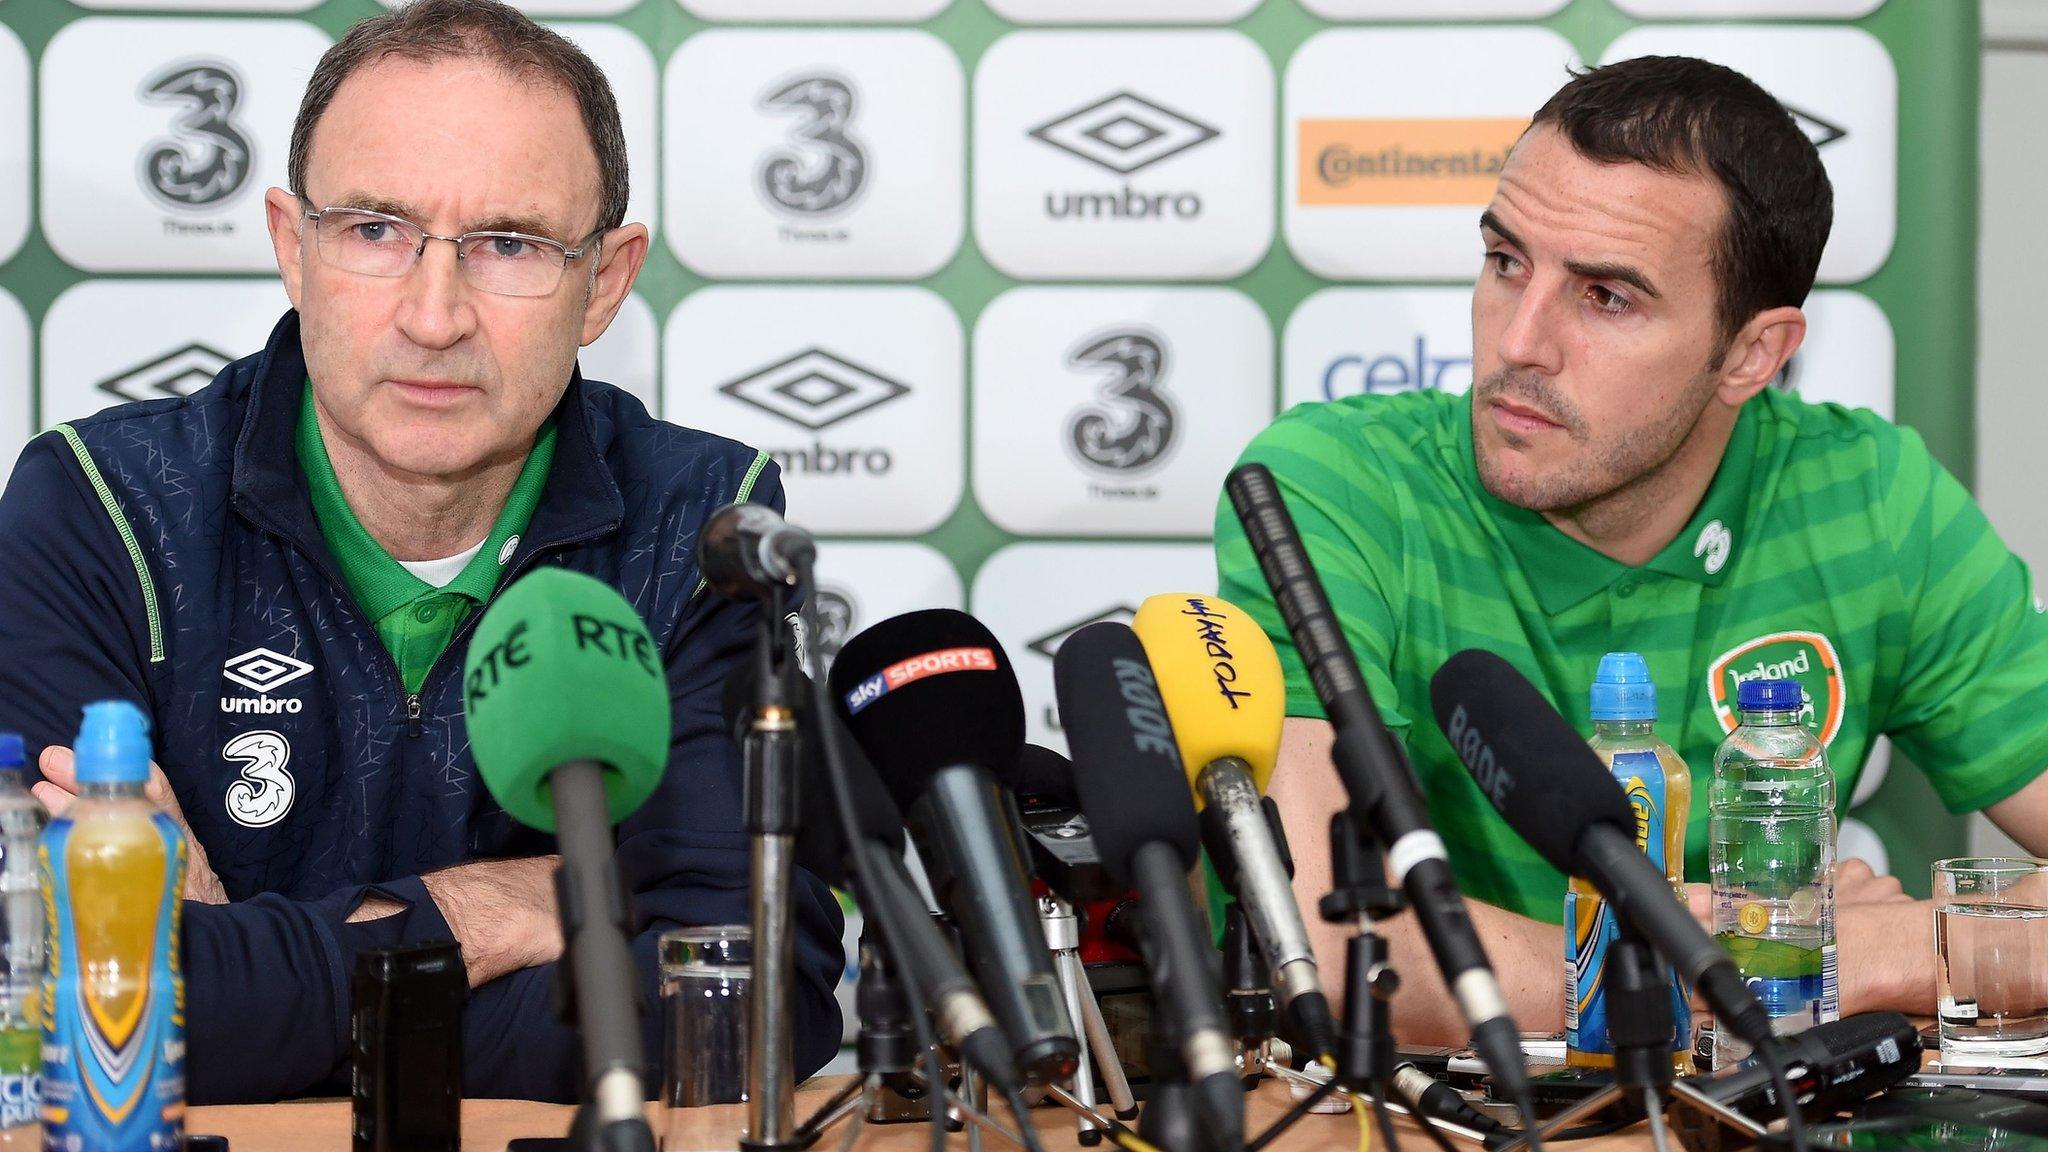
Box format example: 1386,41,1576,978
286,0,628,233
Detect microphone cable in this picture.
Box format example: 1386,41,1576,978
1755,1040,1809,1152
789,551,948,1152
791,553,1053,1152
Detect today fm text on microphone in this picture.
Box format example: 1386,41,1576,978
1131,592,1339,1063
1053,620,1244,1152
1427,648,1775,1056
462,565,670,1151
825,608,1082,1085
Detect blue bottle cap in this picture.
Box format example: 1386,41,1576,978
0,734,21,769
1736,678,1805,713
1590,652,1657,722
74,701,151,785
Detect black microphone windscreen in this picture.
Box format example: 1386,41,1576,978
1053,621,1200,884
724,659,905,884
827,609,1026,808
1014,744,1077,806
1427,648,1633,876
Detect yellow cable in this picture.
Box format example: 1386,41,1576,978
1312,1055,1373,1152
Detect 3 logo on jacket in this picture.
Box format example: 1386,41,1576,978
222,729,294,829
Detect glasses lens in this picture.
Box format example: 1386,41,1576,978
459,234,566,298
313,210,420,277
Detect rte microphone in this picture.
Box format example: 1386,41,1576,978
463,566,669,1152
828,610,1080,1084
1427,649,1774,1053
698,501,817,600
719,663,1022,1092
1132,592,1338,1062
1054,621,1243,1152
1224,463,1530,1113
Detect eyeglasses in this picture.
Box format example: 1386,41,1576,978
298,202,604,298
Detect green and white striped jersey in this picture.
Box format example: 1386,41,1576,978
1214,387,2048,922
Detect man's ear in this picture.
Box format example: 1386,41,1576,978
1715,305,1806,407
579,223,649,347
264,187,306,310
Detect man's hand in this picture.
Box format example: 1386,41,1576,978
1690,860,1933,1016
34,745,229,905
358,856,565,988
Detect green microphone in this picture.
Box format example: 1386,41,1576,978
462,566,670,1151
463,565,670,832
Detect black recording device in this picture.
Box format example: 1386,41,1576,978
352,940,466,1152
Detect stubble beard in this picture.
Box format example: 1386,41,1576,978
1471,365,1720,518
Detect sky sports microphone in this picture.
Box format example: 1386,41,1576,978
1224,463,1531,1113
698,501,817,600
463,566,668,1152
1130,591,1338,1062
1054,621,1243,1152
828,609,1081,1084
718,661,1022,1092
1427,649,1775,1054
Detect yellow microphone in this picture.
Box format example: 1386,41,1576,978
1132,592,1336,1060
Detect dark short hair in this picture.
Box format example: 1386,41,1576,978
287,0,628,233
1528,55,1833,350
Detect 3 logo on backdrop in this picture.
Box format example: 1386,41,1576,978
1063,327,1177,485
757,72,868,235
138,60,254,217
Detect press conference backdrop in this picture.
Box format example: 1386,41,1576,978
0,0,1978,895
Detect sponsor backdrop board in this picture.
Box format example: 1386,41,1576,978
0,1,1977,895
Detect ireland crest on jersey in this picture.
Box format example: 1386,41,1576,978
1706,630,1845,745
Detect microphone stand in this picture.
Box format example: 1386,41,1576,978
742,589,802,1152
1042,893,1140,1146
1489,923,1760,1152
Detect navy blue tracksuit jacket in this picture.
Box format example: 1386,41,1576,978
0,311,844,1103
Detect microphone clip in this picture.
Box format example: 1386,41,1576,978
1316,809,1405,925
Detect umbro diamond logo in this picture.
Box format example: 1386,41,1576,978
1784,104,1848,149
222,647,314,694
718,348,910,431
1028,92,1220,176
1026,605,1139,661
96,343,232,403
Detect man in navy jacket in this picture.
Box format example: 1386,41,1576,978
0,0,843,1102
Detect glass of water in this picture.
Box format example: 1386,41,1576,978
1935,857,2048,1064
661,925,752,1152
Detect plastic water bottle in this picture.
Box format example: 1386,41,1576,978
1708,678,1838,1069
0,735,45,1144
42,701,186,1151
1565,653,1694,1074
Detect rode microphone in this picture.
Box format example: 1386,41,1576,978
1427,649,1774,1053
464,567,668,1152
1224,463,1530,1112
828,610,1080,1084
698,502,816,601
719,662,1022,1092
1132,592,1338,1061
1054,621,1244,1152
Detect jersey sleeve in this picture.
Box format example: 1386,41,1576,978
1213,403,1413,736
1878,425,2048,812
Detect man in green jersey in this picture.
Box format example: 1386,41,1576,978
1215,55,2048,1042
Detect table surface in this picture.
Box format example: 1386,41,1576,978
184,1078,1648,1152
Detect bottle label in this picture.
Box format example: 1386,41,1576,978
1566,751,1691,1059
1719,933,1827,1032
40,812,187,1151
0,1027,36,1129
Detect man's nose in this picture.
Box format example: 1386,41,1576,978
1496,280,1566,378
394,236,477,352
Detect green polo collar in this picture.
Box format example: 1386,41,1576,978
1455,396,1759,616
297,379,557,620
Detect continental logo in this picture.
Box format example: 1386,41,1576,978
1705,631,1845,746
1297,117,1528,207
